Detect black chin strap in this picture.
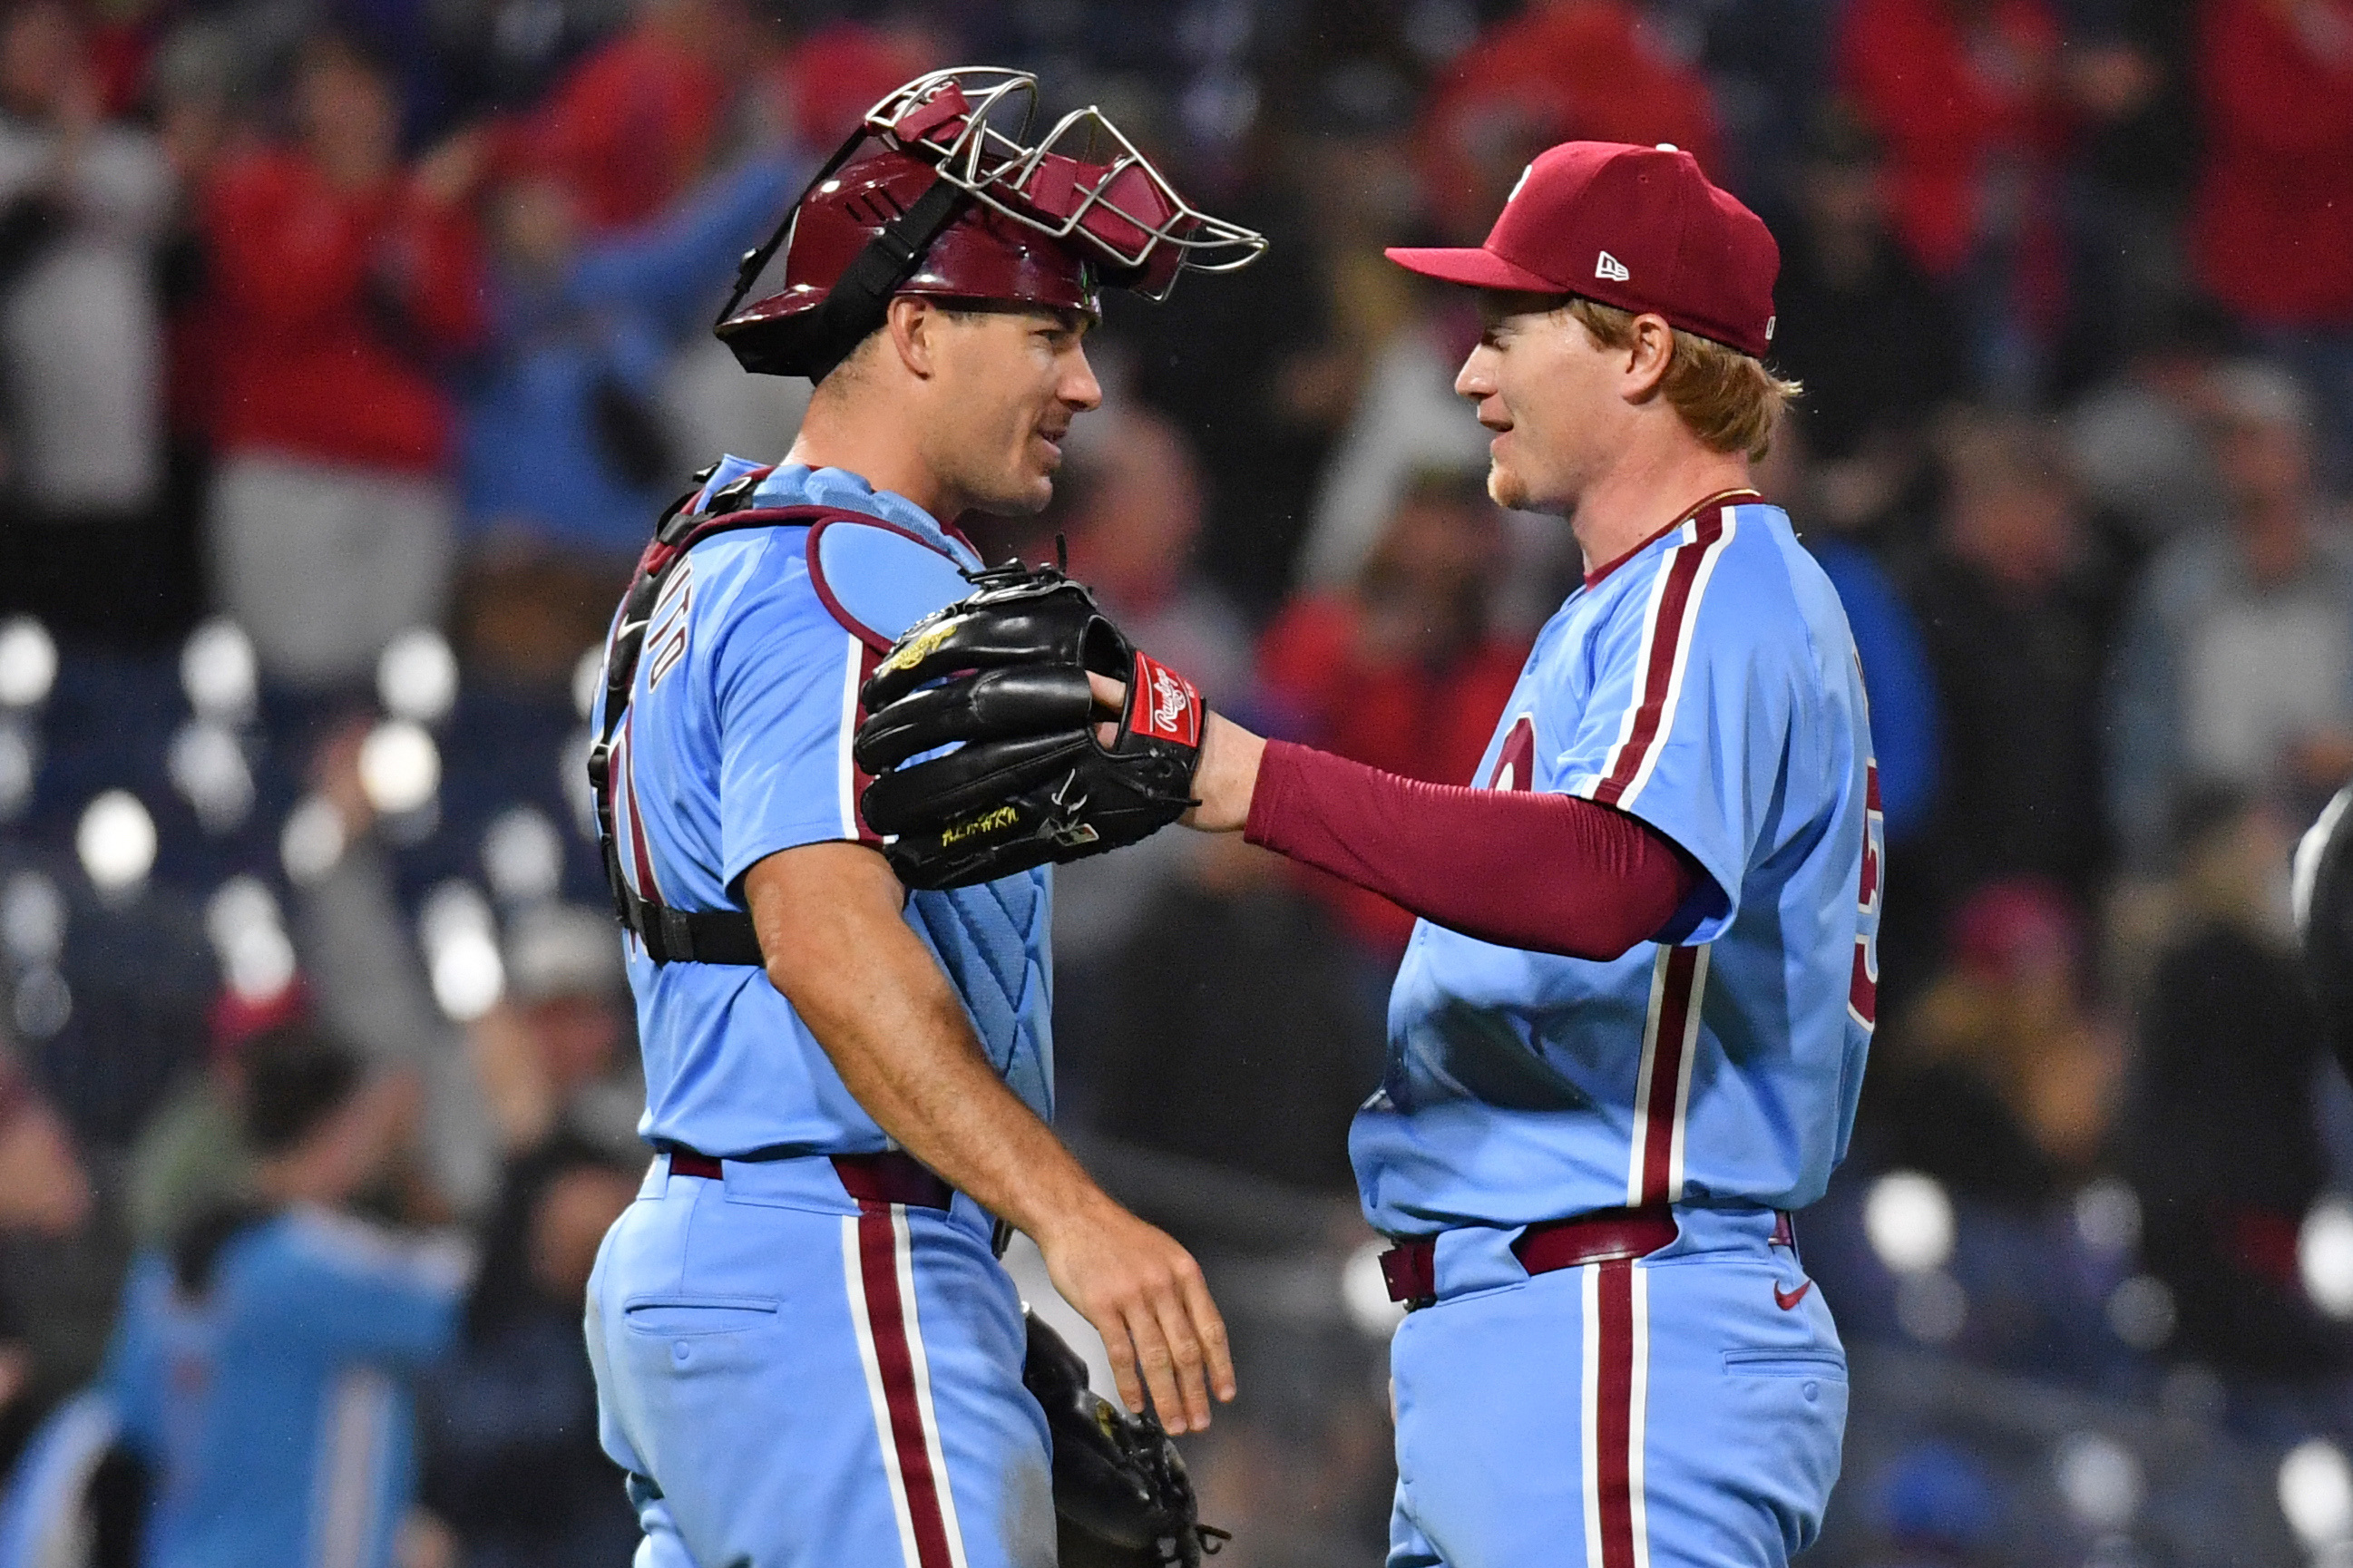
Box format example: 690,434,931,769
719,170,970,379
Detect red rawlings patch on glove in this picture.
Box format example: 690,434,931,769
1127,652,1202,747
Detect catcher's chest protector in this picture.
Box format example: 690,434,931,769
591,465,1056,1117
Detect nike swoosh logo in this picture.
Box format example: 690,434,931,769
1773,1280,1812,1310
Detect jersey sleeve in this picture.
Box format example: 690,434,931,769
1557,524,1797,943
712,539,872,892
262,1213,471,1366
97,1254,171,1456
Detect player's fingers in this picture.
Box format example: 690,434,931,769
1177,1267,1236,1403
1093,1311,1147,1419
1122,1300,1189,1433
1147,1284,1216,1432
1086,671,1126,716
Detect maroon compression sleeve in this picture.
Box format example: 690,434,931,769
1243,740,1700,959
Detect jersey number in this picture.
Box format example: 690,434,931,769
1850,760,1883,1031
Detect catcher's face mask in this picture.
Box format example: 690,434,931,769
717,67,1266,379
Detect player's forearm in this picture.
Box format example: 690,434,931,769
749,846,1109,1240
791,946,1109,1241
1241,740,1700,959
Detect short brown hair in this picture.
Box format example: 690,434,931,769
1564,297,1800,463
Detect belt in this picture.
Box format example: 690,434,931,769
1378,1205,1795,1309
666,1147,954,1212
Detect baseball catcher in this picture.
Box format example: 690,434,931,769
580,65,1262,1568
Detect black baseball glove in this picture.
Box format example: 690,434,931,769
1022,1310,1228,1568
854,560,1206,891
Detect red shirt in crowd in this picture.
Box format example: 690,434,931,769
1420,0,1723,238
515,28,725,232
1836,0,2068,278
1255,594,1530,953
2191,0,2353,326
201,150,483,472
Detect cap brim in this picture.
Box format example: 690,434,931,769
1383,246,1561,292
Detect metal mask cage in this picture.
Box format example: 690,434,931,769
866,67,1266,298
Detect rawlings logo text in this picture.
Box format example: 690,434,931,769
1129,654,1201,746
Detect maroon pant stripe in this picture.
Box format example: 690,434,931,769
855,1205,956,1568
1596,1258,1637,1568
1641,946,1700,1208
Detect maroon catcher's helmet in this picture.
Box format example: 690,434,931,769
717,68,1265,378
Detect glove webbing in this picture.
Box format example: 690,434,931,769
590,485,856,967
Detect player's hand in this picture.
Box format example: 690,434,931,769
1084,673,1265,833
1031,1192,1235,1433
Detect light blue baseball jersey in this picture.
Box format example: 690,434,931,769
598,461,1055,1158
1352,492,1882,1235
101,1209,467,1568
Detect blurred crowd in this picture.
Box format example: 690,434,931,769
0,0,2348,1563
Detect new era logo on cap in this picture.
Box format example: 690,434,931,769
1382,141,1781,359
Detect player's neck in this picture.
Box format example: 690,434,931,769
786,394,964,525
1567,438,1753,576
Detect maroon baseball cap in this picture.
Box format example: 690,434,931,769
1387,141,1780,359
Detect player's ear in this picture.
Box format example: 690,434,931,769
886,296,941,380
1622,313,1674,402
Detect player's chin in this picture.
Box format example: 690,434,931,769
1487,462,1528,512
971,466,1057,518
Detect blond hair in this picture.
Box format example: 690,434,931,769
1564,297,1800,463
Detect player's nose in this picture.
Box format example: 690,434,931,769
1454,345,1498,403
1059,345,1105,412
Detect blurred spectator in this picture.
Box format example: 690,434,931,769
2065,295,2235,546
2106,360,2353,866
2189,0,2353,485
461,152,800,567
124,982,308,1248
1045,409,1256,972
103,1025,470,1568
296,716,503,1217
201,33,483,689
1058,408,1250,706
765,18,939,154
0,1047,93,1468
454,151,798,686
0,1048,93,1240
1418,0,1722,245
1835,0,2072,397
1768,103,1966,504
0,0,175,642
464,903,634,1162
1257,467,1529,954
1060,833,1382,1193
1870,881,2118,1211
1795,453,1942,848
421,1135,636,1568
509,0,746,234
2122,787,2348,1388
1850,881,2127,1377
1908,414,2112,911
1298,297,1489,593
2053,0,2195,394
1856,1439,2004,1567
1118,127,1341,619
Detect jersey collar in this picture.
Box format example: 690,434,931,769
1582,488,1762,589
751,463,983,570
